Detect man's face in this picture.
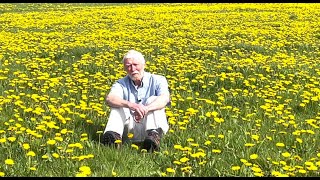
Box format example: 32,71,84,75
123,58,145,82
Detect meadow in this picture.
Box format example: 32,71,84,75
0,3,320,177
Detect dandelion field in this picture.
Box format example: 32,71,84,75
0,3,320,177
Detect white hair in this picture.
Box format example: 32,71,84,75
122,50,145,64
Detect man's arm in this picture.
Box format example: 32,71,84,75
105,83,129,108
145,92,170,112
106,93,130,108
106,92,148,119
145,75,170,112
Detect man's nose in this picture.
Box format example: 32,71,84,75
131,65,136,71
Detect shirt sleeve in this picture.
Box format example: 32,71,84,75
108,82,124,98
156,75,170,96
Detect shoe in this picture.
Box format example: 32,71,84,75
143,129,161,152
102,131,122,148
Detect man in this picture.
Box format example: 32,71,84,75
102,49,170,152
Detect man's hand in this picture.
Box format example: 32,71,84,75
128,102,149,122
133,111,143,123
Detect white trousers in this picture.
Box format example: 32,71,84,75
103,96,169,142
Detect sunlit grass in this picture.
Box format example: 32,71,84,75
0,3,320,177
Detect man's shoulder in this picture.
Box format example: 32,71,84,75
116,76,130,86
148,72,167,80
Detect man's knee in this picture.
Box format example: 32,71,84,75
109,107,130,120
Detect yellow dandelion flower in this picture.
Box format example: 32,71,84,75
180,157,189,163
204,141,211,145
52,153,60,158
161,172,167,177
60,129,68,134
141,149,147,153
191,143,199,147
218,134,224,139
86,120,93,124
30,167,37,171
276,142,285,147
231,166,241,171
131,144,139,150
251,134,260,141
78,156,87,161
5,159,14,165
23,143,30,150
240,159,248,163
244,143,255,147
266,136,272,140
166,168,175,173
279,161,287,165
47,139,56,145
254,172,264,177
27,151,36,157
0,138,6,143
251,166,262,172
281,152,291,158
80,137,88,141
173,144,182,150
295,165,304,169
0,172,5,177
298,169,306,174
271,170,281,176
306,129,315,134
305,161,314,166
187,138,194,142
115,140,122,144
277,174,289,177
212,149,222,153
211,111,218,117
245,162,252,166
181,166,192,173
127,133,134,139
112,171,117,177
79,166,91,175
215,117,224,123
7,137,16,142
54,137,63,141
66,149,73,153
296,138,302,143
42,154,49,159
73,143,83,149
163,150,169,155
75,173,87,177
250,154,258,160
307,165,318,171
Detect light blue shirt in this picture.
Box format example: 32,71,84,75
109,72,170,106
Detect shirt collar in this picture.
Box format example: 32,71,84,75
129,71,150,88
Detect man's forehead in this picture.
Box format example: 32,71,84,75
124,58,142,64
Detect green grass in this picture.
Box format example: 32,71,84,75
0,3,320,177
